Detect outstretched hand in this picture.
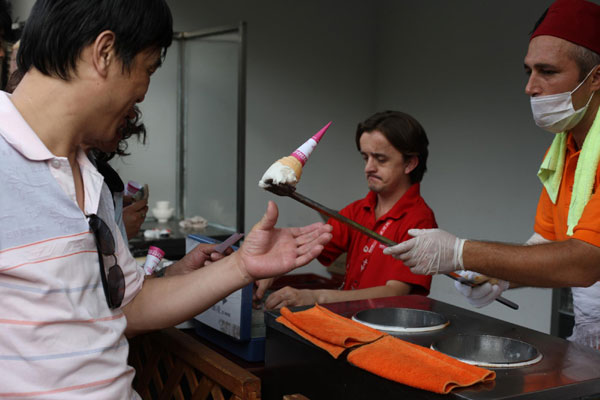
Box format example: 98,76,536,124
236,201,332,281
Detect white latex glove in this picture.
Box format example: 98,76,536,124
454,270,510,308
383,228,466,275
524,232,552,246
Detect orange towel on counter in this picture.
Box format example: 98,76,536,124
348,336,495,394
276,305,495,394
276,304,385,358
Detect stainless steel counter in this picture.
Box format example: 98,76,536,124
263,295,600,399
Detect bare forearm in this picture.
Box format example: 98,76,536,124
124,253,250,335
464,239,600,287
314,281,412,304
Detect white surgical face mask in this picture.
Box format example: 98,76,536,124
530,66,597,133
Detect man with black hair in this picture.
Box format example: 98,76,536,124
259,111,437,309
0,0,332,396
385,0,600,350
0,0,12,90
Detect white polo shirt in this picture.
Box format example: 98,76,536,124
0,91,144,398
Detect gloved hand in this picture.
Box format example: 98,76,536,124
383,228,466,275
454,270,510,308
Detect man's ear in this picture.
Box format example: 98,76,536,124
404,156,418,175
91,30,116,78
592,65,600,92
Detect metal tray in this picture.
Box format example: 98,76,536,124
352,307,449,333
431,334,543,368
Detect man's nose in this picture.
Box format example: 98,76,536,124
364,158,376,172
525,74,540,97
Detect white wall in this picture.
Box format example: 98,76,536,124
13,1,558,333
9,0,34,23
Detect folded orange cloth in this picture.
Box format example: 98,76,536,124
347,335,496,394
276,304,385,358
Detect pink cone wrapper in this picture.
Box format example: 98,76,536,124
291,121,332,166
144,246,165,275
125,180,142,197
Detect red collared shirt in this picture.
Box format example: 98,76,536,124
318,183,436,295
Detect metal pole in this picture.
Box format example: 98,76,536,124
175,38,186,220
173,23,246,230
236,21,247,234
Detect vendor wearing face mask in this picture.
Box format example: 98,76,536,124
383,0,600,350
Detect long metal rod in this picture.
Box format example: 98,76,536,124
288,190,395,246
272,187,519,310
175,38,186,220
173,25,240,41
236,21,247,234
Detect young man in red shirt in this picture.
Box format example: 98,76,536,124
261,111,437,309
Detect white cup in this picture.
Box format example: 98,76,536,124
156,201,170,210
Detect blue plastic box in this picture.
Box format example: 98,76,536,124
186,234,265,362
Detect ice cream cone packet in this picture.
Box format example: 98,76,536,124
259,121,331,188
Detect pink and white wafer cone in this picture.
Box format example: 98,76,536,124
259,122,332,187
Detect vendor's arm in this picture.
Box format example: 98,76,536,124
463,238,600,287
464,187,600,287
264,279,411,309
384,228,600,288
123,201,332,336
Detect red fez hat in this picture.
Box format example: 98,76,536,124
531,0,600,55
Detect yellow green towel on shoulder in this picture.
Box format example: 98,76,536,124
537,106,600,236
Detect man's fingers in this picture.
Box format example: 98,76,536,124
470,283,494,300
293,223,332,246
407,228,432,237
454,280,473,297
383,239,414,257
129,199,148,212
254,279,272,299
290,222,332,238
265,288,286,309
469,284,501,307
210,252,225,262
295,244,325,267
295,231,332,254
254,201,278,232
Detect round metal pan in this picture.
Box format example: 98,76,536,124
431,334,543,368
352,307,449,333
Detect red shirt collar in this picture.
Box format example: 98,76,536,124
363,183,422,221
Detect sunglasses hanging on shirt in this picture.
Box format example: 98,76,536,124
87,214,125,309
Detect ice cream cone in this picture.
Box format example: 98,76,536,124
259,121,332,188
291,121,332,165
277,155,304,181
